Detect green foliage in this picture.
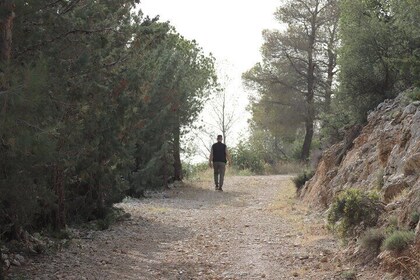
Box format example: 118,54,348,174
338,0,419,122
183,162,209,180
319,101,354,144
389,0,420,87
386,216,400,234
410,212,420,229
338,0,396,121
407,88,420,101
233,168,254,176
243,0,340,161
341,270,357,280
49,229,71,240
248,128,290,162
0,1,216,240
327,189,382,238
382,230,416,252
359,228,386,254
231,140,264,174
95,207,128,231
292,170,315,192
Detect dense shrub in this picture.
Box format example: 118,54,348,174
183,162,209,179
407,88,420,101
341,270,357,280
409,212,420,230
382,230,416,252
385,216,400,235
359,228,386,254
95,207,129,231
231,141,264,174
292,170,315,192
327,189,383,238
0,1,217,241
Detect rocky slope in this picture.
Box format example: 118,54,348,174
301,90,420,235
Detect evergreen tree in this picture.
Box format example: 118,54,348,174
338,0,419,121
0,0,217,239
243,0,339,161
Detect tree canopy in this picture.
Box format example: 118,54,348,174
0,0,217,240
243,0,419,163
338,0,420,121
243,0,339,161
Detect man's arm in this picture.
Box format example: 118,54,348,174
209,147,213,168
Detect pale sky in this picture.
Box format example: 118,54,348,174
137,0,282,160
138,0,281,72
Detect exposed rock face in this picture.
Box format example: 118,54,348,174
301,91,420,226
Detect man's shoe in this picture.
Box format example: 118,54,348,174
215,185,219,190
218,187,223,192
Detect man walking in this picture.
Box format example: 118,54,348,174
209,135,232,191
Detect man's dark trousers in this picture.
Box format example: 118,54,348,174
213,162,226,189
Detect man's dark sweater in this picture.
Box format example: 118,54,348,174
212,142,227,163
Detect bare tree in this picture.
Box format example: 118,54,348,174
190,62,241,162
208,88,238,146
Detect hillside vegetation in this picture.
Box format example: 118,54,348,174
301,90,420,277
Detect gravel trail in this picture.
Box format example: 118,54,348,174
10,175,386,280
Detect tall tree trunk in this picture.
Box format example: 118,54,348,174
325,52,333,112
0,1,14,62
325,20,338,113
53,165,66,229
301,63,315,161
173,116,182,181
301,13,317,162
301,115,314,162
162,145,169,188
0,1,15,115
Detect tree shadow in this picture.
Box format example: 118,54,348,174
8,181,249,279
144,182,249,210
8,216,194,279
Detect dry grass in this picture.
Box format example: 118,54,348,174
146,206,169,214
390,188,410,203
187,161,305,183
267,180,300,215
267,179,329,246
266,161,307,175
186,165,253,183
380,244,420,280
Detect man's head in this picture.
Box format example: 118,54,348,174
217,135,223,142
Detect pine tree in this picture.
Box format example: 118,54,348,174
0,0,217,239
243,0,339,161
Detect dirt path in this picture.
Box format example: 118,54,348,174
9,175,387,279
